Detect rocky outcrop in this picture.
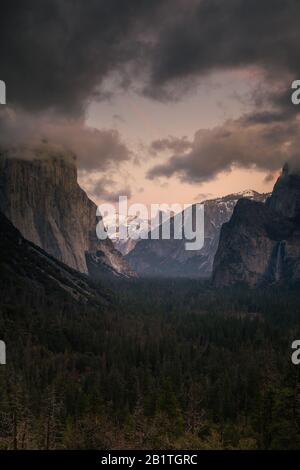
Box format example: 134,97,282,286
125,191,268,278
0,147,135,278
213,165,300,287
114,237,138,256
0,211,109,306
266,163,300,218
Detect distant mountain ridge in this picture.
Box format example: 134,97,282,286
126,190,269,278
104,211,168,255
213,164,300,287
0,148,135,279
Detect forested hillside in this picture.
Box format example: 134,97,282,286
0,278,300,449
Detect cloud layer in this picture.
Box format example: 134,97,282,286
2,0,300,182
2,1,300,113
0,0,162,114
147,115,300,183
0,108,131,171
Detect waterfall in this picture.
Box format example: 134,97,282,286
274,241,285,282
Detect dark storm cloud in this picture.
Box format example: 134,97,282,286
0,0,163,114
149,136,192,156
3,0,300,113
2,0,300,180
0,108,131,171
147,115,300,183
147,0,300,95
243,111,287,125
80,174,132,203
143,0,300,181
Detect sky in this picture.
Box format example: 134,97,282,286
1,0,300,207
85,68,276,205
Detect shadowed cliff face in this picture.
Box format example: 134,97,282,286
0,211,110,307
266,164,300,219
213,166,300,287
0,149,135,278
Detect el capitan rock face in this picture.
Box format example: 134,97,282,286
125,191,268,278
0,148,135,279
213,165,300,287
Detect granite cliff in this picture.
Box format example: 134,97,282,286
213,165,300,287
0,147,134,278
